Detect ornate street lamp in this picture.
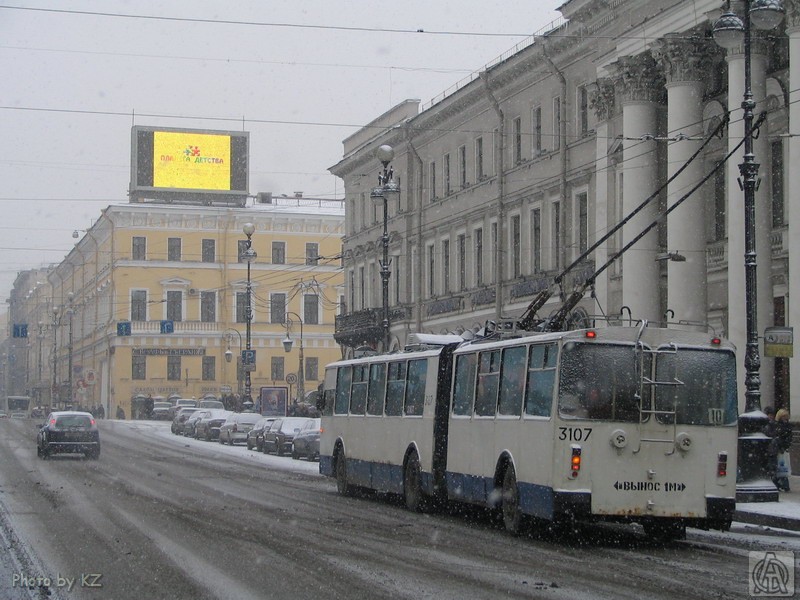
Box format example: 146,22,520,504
224,328,243,397
66,292,74,409
369,144,401,353
281,311,305,403
242,223,257,406
712,0,784,502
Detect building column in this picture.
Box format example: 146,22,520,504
589,78,616,313
653,37,711,326
787,0,800,416
725,34,775,410
612,53,665,322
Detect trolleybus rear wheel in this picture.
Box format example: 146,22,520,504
403,453,426,512
335,449,352,496
501,466,523,535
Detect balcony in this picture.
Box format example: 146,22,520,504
334,307,410,347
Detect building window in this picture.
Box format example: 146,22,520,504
202,356,215,381
131,290,147,321
772,140,784,227
459,145,467,188
475,137,484,181
132,236,146,261
166,290,182,321
513,116,522,164
714,168,726,242
303,294,319,325
271,293,286,324
271,356,285,381
429,161,437,201
442,239,451,294
393,254,401,305
168,237,181,261
427,244,436,297
552,96,561,151
132,355,146,380
200,291,216,323
444,153,451,196
305,243,319,265
458,233,466,292
359,266,365,310
577,191,588,254
201,239,215,263
553,201,561,270
272,241,286,265
475,227,483,287
238,240,248,263
348,271,355,314
236,291,248,323
167,356,181,381
532,106,542,154
578,85,589,137
511,214,521,278
532,208,541,272
491,222,498,284
306,357,319,382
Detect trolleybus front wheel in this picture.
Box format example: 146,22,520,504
501,466,523,535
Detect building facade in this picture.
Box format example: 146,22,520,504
331,0,800,416
7,197,344,417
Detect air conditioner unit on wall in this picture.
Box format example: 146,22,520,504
189,288,198,295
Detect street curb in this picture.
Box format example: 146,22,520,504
734,510,800,532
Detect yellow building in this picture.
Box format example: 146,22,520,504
33,197,344,417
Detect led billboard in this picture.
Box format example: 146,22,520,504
130,126,249,204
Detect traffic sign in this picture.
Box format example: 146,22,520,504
117,322,132,336
285,373,297,385
160,320,174,334
12,324,28,338
242,349,256,366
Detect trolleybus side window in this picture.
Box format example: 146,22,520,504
558,342,644,421
475,350,501,417
525,343,557,417
386,361,407,416
335,366,352,415
452,353,477,416
367,362,387,416
655,349,737,426
404,359,428,416
350,364,368,415
498,346,527,416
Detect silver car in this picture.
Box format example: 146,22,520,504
218,412,263,445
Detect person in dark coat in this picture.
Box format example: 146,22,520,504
773,409,793,491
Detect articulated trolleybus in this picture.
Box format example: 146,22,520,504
320,321,738,539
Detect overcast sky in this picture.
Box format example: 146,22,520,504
0,0,562,303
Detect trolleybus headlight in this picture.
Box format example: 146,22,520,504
570,445,582,478
675,432,692,453
717,451,728,477
610,429,627,449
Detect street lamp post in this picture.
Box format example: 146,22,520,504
37,321,44,406
281,312,304,403
242,223,257,406
369,144,401,353
224,328,244,397
713,0,784,502
66,293,74,409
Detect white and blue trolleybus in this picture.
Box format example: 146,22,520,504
320,321,738,539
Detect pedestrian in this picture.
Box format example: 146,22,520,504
116,405,125,420
773,409,793,492
97,404,105,419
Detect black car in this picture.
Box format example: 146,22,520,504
291,418,321,461
246,417,275,451
263,417,311,456
37,411,100,459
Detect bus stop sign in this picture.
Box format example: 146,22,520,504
764,326,793,358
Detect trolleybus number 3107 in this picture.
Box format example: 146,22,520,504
558,427,592,441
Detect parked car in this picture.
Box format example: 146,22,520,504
246,417,275,451
218,412,263,445
291,418,321,461
198,399,224,410
166,398,199,421
183,410,210,438
152,401,172,420
263,417,311,456
37,411,100,459
171,407,201,435
194,410,231,441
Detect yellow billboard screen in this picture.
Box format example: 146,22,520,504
131,126,249,197
153,131,231,190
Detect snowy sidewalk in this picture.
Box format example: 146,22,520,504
735,475,800,531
